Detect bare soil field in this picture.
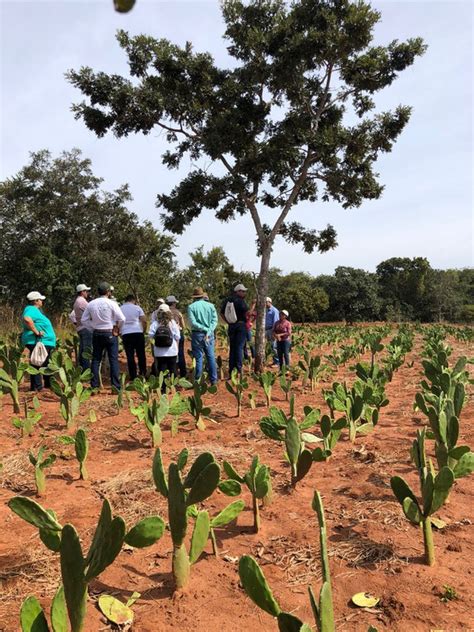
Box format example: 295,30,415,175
1,331,473,631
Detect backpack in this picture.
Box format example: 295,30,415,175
154,324,173,347
224,300,238,324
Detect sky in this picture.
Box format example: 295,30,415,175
1,0,473,277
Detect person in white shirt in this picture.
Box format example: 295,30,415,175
148,304,180,388
81,281,125,390
72,283,92,370
120,294,147,379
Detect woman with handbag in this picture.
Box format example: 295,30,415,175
21,291,57,391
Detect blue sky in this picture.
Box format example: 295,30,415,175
1,0,472,276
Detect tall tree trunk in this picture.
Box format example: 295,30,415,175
254,246,272,373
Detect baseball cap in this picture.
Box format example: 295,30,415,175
166,295,178,304
158,303,171,313
282,309,289,317
266,297,272,303
234,283,248,292
76,284,91,292
27,291,46,301
98,281,111,293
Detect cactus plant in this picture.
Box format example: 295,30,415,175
187,376,217,431
225,368,249,417
12,396,42,437
130,395,169,447
297,352,326,392
152,448,220,589
188,499,245,557
312,414,347,462
9,496,164,632
390,428,455,566
258,370,276,407
29,447,56,496
74,428,88,480
45,350,92,428
0,353,29,413
223,455,272,532
239,490,334,632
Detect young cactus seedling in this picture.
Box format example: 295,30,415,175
187,376,217,431
152,447,220,589
238,491,335,632
258,370,276,407
225,368,249,417
74,428,88,480
391,428,455,566
29,447,56,497
9,496,164,632
12,397,42,437
248,391,257,410
188,499,245,557
130,395,169,447
223,455,272,532
311,414,347,462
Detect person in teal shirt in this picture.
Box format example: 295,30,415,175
21,291,57,391
187,287,218,384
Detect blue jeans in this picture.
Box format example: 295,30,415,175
178,335,187,377
78,328,93,370
91,332,121,390
228,322,247,375
26,344,54,391
265,328,279,364
191,332,217,384
277,339,291,367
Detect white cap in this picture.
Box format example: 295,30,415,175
27,291,46,301
158,303,171,313
282,309,289,317
76,284,91,292
266,297,272,303
234,283,248,292
166,295,178,304
156,297,165,304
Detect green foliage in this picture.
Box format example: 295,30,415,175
390,429,455,566
239,490,335,632
29,447,56,497
130,395,169,447
9,497,164,632
0,149,177,313
223,455,272,532
258,370,276,407
74,429,89,480
12,396,42,437
46,350,92,428
0,341,30,413
152,448,220,589
297,353,327,392
187,376,217,431
225,368,249,417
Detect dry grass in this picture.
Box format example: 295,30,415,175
0,451,32,493
334,499,407,530
0,536,60,611
253,536,323,585
187,443,252,465
95,468,165,524
331,532,408,572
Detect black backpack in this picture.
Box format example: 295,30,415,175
154,324,173,347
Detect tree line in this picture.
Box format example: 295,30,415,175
1,149,472,325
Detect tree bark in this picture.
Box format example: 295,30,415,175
254,246,272,373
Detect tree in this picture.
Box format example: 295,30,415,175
0,149,176,314
376,256,431,321
318,266,381,323
67,0,426,369
273,272,329,322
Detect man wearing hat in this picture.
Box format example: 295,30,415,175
73,283,92,370
187,287,218,384
221,283,249,376
265,297,280,366
81,282,126,391
166,295,187,378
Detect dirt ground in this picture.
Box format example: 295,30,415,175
1,331,473,632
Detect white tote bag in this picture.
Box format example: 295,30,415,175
30,341,48,367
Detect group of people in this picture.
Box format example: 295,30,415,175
20,282,292,392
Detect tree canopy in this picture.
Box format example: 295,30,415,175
0,149,175,313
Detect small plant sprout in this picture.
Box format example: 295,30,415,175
29,447,56,497
152,447,220,589
248,391,257,410
12,396,42,437
74,428,88,480
258,370,276,407
312,414,347,463
187,376,217,431
225,368,249,417
238,491,335,632
130,395,169,447
439,585,459,603
391,428,455,566
223,455,272,532
98,591,141,626
9,496,164,632
188,499,245,557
